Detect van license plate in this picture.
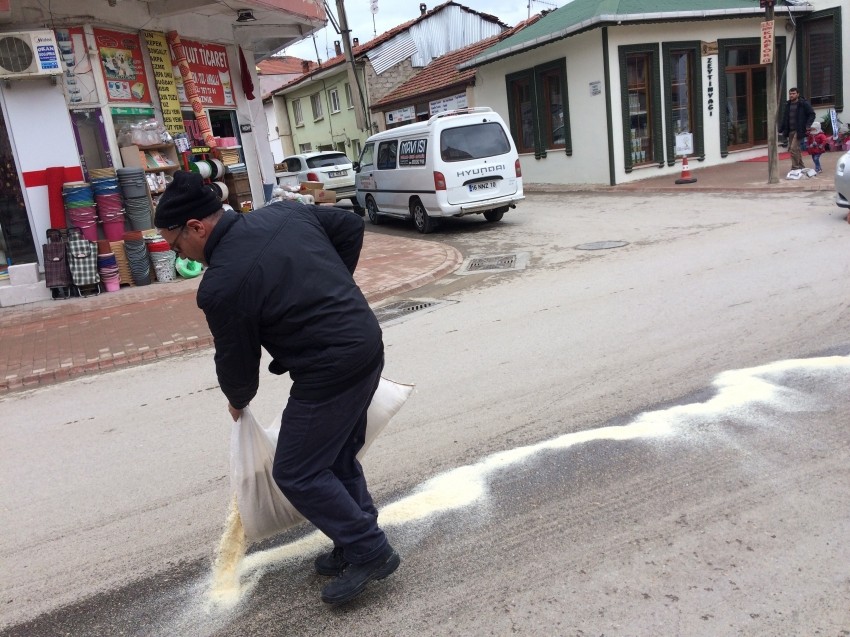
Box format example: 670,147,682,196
328,170,348,178
469,181,496,192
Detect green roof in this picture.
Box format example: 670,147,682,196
462,0,811,68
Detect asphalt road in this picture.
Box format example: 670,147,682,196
2,190,849,636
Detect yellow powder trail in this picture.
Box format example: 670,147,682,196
209,494,247,608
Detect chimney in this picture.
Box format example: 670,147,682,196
419,3,426,15
301,60,310,73
353,37,359,47
334,41,342,56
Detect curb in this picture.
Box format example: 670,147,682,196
0,243,464,396
364,243,464,304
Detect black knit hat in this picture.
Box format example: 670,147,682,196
154,170,222,230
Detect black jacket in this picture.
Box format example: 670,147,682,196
198,203,383,408
779,96,816,138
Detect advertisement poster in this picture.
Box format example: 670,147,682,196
54,26,98,106
169,38,235,108
141,31,184,135
94,28,151,103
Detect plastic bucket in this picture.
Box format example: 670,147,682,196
102,218,126,241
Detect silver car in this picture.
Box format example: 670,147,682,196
836,150,850,210
276,151,359,208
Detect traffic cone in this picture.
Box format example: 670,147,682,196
675,155,697,184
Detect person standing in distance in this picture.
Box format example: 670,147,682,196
778,87,816,177
154,171,399,606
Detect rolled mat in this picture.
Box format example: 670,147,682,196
46,167,68,228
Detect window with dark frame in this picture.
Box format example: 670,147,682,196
505,59,570,158
507,73,535,153
802,16,835,106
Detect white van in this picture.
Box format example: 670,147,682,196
354,107,523,233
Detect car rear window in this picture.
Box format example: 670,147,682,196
440,123,511,162
307,153,350,168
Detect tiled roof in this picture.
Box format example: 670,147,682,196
273,0,508,95
371,15,542,111
257,57,316,75
462,0,813,69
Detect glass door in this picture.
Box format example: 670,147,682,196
725,45,767,150
0,106,37,272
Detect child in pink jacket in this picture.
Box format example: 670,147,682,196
806,121,828,174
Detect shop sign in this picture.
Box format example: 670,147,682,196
429,93,467,115
169,38,235,108
385,106,415,125
142,31,184,135
94,28,151,104
760,20,774,65
110,107,155,116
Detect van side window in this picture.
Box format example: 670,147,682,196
440,123,511,162
359,143,375,168
377,140,398,170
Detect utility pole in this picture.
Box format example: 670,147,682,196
763,0,779,183
335,0,369,132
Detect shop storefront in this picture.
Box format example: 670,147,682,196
0,24,256,282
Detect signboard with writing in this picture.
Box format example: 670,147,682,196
142,31,184,134
760,20,774,65
430,93,467,115
398,139,427,166
385,106,415,125
675,132,694,156
94,28,151,104
169,38,235,108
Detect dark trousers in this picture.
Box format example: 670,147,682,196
272,361,387,564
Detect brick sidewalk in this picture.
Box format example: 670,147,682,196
0,232,462,394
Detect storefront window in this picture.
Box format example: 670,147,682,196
802,13,838,107
506,59,570,157
626,53,653,165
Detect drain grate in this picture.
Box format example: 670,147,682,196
373,299,455,325
467,254,516,271
574,240,629,251
458,252,529,275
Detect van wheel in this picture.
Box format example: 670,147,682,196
484,210,504,222
411,199,434,234
366,196,383,225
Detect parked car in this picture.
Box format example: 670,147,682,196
354,107,523,233
276,151,360,210
836,149,850,211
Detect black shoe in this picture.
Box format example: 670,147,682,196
320,544,400,605
315,546,348,576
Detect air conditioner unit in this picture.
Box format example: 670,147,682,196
0,30,63,80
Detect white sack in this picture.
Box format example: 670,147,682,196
231,377,413,543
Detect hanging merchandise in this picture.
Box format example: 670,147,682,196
167,32,218,148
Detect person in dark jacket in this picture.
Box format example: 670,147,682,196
778,87,816,174
154,171,399,606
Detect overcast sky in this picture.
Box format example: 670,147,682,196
279,0,563,62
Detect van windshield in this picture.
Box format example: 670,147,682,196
440,122,511,162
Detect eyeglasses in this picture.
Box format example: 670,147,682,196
164,223,187,253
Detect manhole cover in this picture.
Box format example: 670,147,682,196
372,299,455,325
458,252,529,275
574,241,629,251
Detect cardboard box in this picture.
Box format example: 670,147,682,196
312,189,337,203
299,181,324,191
